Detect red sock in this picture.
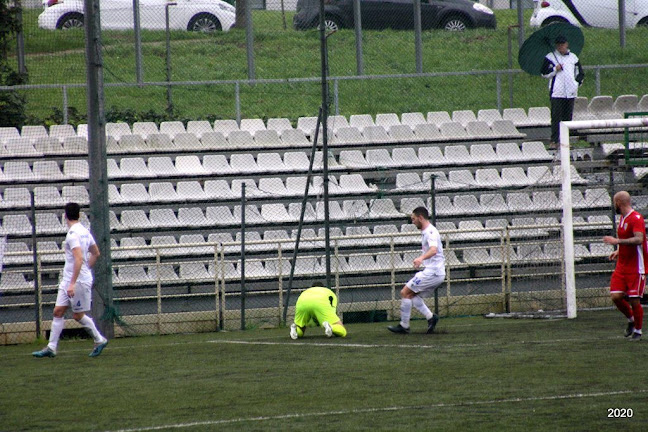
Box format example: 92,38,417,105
632,302,643,331
615,298,634,320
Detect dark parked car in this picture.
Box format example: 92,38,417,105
293,0,496,32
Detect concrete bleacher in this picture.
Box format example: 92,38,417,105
1,105,644,297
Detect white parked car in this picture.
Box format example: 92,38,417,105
530,0,648,28
38,0,236,32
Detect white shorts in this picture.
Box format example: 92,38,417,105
406,271,445,298
55,280,92,313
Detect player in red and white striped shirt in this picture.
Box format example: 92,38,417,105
603,191,647,341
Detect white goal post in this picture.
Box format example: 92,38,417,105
560,117,648,319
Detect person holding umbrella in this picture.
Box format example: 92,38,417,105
541,35,585,149
518,23,585,149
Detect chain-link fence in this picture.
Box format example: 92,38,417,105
3,1,648,125
1,141,641,343
3,1,648,343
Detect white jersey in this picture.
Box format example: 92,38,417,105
421,224,445,275
62,222,96,285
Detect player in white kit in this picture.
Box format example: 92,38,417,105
388,207,444,334
33,203,108,358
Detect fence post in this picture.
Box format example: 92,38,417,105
413,0,423,74
240,183,246,330
595,67,601,96
496,73,502,112
133,0,144,85
30,191,41,338
244,0,255,80
235,82,241,125
353,0,363,75
277,245,283,325
334,79,339,115
214,244,220,331
155,250,162,334
62,85,69,124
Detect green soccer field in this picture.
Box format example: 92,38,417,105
1,309,646,431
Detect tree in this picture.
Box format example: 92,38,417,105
0,0,28,127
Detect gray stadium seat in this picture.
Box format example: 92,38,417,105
254,130,283,148
175,155,208,175
186,120,213,139
239,118,266,134
206,206,238,226
466,121,495,139
401,112,426,129
120,210,153,229
176,181,207,201
105,123,131,140
588,96,615,119
257,152,287,173
213,119,239,137
149,182,181,202
427,111,452,127
349,114,375,132
363,125,392,144
200,132,229,150
419,146,446,166
413,123,442,141
159,121,186,139
502,108,529,127
34,137,64,155
495,142,524,162
173,133,204,151
33,160,65,181
203,155,235,175
132,122,159,140
366,149,400,168
388,124,417,142
392,147,422,167
266,118,293,134
34,186,64,207
439,122,469,140
178,207,209,227
444,145,472,164
148,156,178,177
477,109,503,126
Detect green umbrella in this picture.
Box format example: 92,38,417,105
518,23,584,76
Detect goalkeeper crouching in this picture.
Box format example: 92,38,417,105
290,284,347,339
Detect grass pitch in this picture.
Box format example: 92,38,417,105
2,309,647,431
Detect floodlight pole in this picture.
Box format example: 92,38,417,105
84,0,114,337
319,0,332,290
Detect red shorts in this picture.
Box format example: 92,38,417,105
610,271,646,297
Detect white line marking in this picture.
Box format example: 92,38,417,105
107,389,648,432
207,336,620,350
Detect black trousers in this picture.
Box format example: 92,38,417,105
550,97,575,143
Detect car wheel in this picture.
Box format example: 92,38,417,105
442,15,469,31
188,13,222,32
324,15,341,32
541,17,569,27
638,17,648,27
56,13,84,30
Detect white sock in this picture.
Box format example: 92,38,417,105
47,317,65,352
400,298,412,328
412,296,434,320
635,329,643,335
78,315,105,343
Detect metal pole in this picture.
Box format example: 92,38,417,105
334,79,339,115
245,0,256,80
610,166,617,235
496,73,502,112
165,3,177,115
15,0,26,75
235,82,241,125
619,0,626,48
282,108,323,323
319,0,332,289
240,183,246,330
353,0,363,75
507,25,519,108
429,174,439,315
31,192,40,338
517,0,524,49
62,86,69,125
413,0,423,74
84,0,114,338
133,0,144,85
